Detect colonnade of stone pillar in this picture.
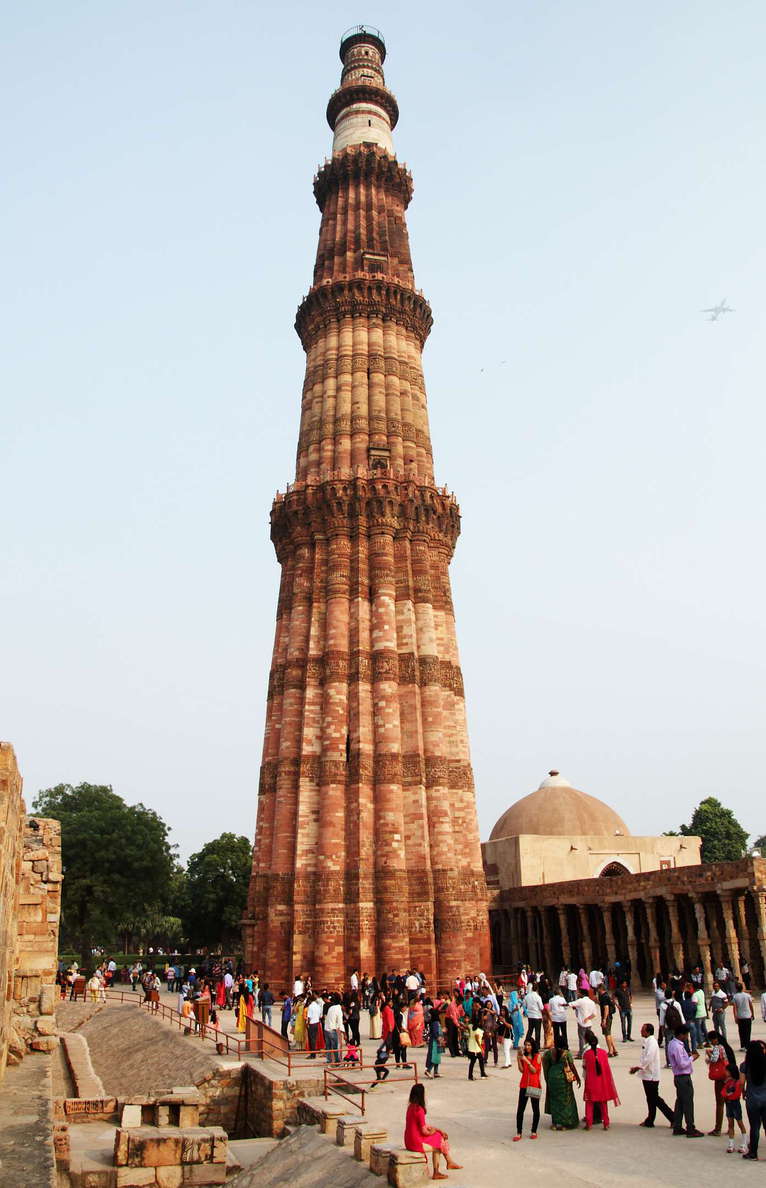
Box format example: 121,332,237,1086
491,887,766,990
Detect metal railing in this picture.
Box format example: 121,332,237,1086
99,989,249,1059
323,1060,419,1116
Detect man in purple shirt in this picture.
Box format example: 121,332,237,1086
667,1024,703,1137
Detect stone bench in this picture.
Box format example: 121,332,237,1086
336,1115,367,1147
370,1143,397,1177
354,1126,388,1163
386,1148,430,1187
318,1103,348,1134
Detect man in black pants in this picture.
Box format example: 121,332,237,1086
631,1023,675,1126
667,1025,703,1136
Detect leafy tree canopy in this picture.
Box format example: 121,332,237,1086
673,796,749,864
183,832,252,950
32,783,176,969
751,835,766,855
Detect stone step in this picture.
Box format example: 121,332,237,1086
226,1126,378,1187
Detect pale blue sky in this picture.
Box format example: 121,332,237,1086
2,1,764,858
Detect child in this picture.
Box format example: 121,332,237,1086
722,1076,748,1154
344,1040,360,1066
369,1039,390,1088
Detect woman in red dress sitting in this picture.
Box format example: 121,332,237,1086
404,1084,463,1181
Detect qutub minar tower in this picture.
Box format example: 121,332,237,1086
243,26,489,986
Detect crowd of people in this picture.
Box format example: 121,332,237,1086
57,954,766,1175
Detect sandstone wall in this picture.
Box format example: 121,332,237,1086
0,742,62,1081
0,742,26,1080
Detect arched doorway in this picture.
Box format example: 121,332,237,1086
599,861,631,878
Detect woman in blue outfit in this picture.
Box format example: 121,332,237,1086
508,988,524,1048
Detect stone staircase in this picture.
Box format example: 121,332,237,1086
226,1094,452,1188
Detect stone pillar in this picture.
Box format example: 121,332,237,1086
644,898,661,978
541,907,556,977
603,904,616,967
735,893,750,968
691,895,714,997
718,891,742,982
577,905,592,972
623,902,640,985
556,905,569,967
750,891,766,988
665,897,685,973
509,907,520,970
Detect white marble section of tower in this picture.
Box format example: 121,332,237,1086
330,27,397,155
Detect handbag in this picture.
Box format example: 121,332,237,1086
563,1061,576,1084
525,1086,542,1099
708,1055,729,1081
399,1030,411,1047
722,1077,742,1102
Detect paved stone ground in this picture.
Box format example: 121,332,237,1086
0,1053,56,1188
58,987,766,1184
241,991,763,1187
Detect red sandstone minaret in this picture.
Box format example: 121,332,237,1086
243,26,489,987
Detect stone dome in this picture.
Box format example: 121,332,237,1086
489,771,630,840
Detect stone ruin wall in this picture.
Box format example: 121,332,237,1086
0,741,62,1081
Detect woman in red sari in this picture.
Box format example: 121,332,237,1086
404,1084,462,1181
582,1030,620,1129
381,999,395,1044
408,999,425,1046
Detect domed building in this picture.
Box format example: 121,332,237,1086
482,771,700,889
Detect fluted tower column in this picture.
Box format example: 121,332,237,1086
243,26,489,988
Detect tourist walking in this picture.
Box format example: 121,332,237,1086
404,1084,462,1181
667,1024,703,1136
705,1028,736,1135
424,1008,443,1079
466,1014,487,1080
306,994,323,1058
324,994,344,1066
732,983,754,1050
369,990,382,1040
582,1030,620,1129
598,985,618,1058
513,1039,542,1140
547,988,570,1051
741,1039,766,1159
630,1023,674,1127
524,983,543,1049
508,988,524,1049
498,1006,514,1068
573,991,599,1058
615,980,633,1042
542,1042,581,1130
710,980,730,1042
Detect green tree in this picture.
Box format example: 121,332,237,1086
32,783,176,970
675,796,749,863
183,833,252,950
751,835,766,855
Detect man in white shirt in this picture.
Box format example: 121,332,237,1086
566,969,578,1002
548,991,570,1050
223,970,234,1009
306,995,322,1059
293,975,304,998
324,994,345,1066
572,992,599,1058
523,985,544,1048
589,968,605,991
630,1023,675,1127
405,971,419,1002
350,969,359,992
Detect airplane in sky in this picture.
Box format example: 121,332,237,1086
702,299,734,321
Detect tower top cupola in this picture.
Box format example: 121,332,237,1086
328,25,399,155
